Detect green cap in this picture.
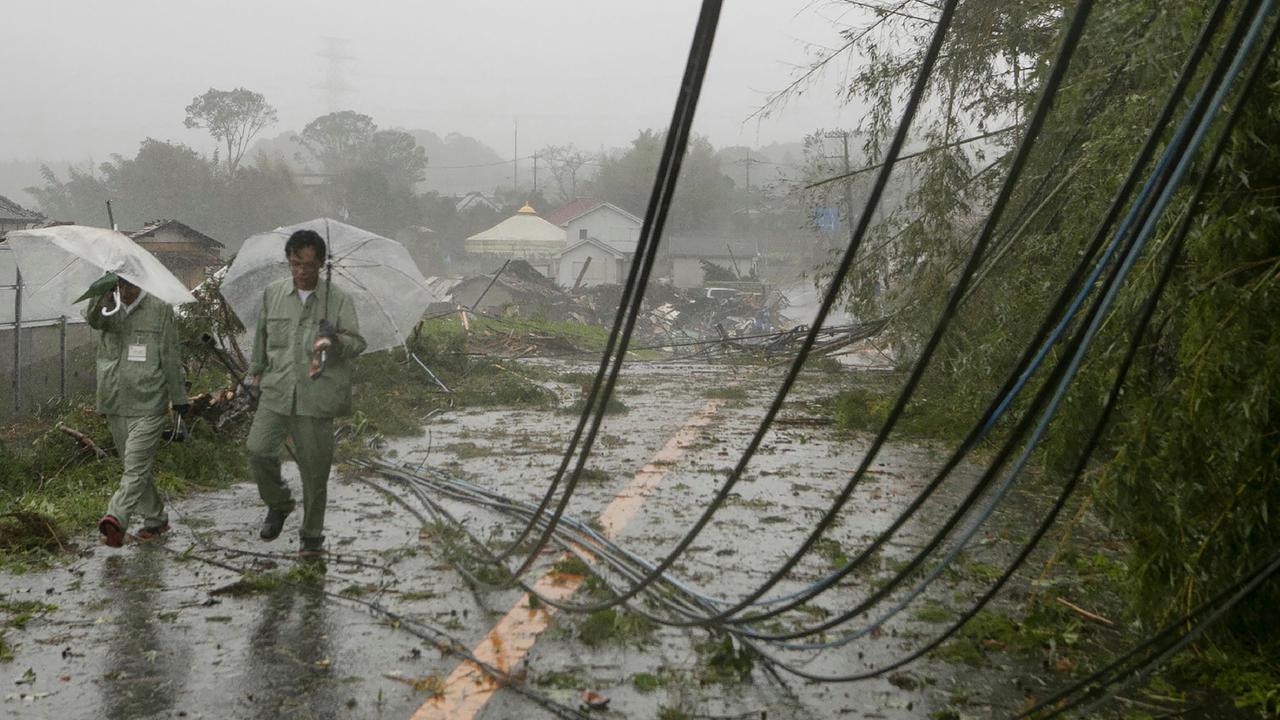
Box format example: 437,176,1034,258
74,273,120,304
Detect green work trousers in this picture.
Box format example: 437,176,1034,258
246,407,335,542
106,414,168,529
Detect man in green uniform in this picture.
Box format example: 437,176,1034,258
247,229,365,556
87,276,187,548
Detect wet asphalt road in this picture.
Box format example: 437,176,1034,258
1,360,1033,719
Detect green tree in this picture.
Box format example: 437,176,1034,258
788,0,1280,672
592,130,732,233
296,110,378,173
26,139,320,251
183,87,278,175
295,112,428,235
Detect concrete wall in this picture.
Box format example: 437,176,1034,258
0,321,96,416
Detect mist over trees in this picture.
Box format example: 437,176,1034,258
21,88,820,262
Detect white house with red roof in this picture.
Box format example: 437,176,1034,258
545,199,642,288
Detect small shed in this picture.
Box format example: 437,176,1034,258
664,235,760,288
554,236,632,289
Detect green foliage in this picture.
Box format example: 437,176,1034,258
342,318,556,440
631,671,666,693
695,634,756,685
183,87,278,175
806,0,1280,681
0,397,244,571
27,139,320,248
702,385,747,401
592,129,734,233
1176,648,1280,717
534,670,585,690
576,607,653,648
934,603,1085,669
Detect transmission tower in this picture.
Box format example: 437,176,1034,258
316,37,354,113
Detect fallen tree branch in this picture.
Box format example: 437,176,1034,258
1055,595,1115,627
56,423,109,459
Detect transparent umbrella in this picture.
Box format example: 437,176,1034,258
5,225,197,318
220,218,439,354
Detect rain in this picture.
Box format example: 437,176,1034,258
2,2,1279,720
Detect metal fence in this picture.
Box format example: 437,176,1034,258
1,247,97,417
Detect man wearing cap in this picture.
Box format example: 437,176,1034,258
87,275,187,548
247,229,365,557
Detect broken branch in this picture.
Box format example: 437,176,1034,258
56,422,108,459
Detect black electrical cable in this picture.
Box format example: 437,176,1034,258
1009,14,1280,715
499,0,962,613
407,0,1228,645
368,0,1259,686
474,0,1241,650
581,0,1094,627
506,0,725,574
712,0,1248,637
343,0,1269,686
741,0,1280,679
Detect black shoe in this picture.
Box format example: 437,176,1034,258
259,507,292,541
298,536,325,557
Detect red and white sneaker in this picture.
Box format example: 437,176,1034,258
135,522,171,542
98,515,124,548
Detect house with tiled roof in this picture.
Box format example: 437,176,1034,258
0,195,45,239
126,220,224,289
545,199,642,253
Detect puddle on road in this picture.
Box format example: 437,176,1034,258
2,360,1101,719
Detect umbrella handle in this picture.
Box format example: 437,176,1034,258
100,289,124,316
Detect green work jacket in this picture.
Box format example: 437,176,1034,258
249,279,366,418
86,292,185,417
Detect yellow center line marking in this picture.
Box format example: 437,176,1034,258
412,399,725,720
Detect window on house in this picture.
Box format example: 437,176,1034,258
579,229,588,240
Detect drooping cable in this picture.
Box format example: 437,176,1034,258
495,0,724,565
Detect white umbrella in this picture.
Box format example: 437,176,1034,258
5,225,197,316
221,218,439,354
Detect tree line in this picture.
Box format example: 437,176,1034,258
26,87,810,260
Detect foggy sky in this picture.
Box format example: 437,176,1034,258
1,0,867,163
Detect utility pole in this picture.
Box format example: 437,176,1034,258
823,130,855,236
734,155,763,274
532,152,538,195
513,118,519,195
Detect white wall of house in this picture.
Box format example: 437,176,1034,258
564,206,640,252
556,241,626,288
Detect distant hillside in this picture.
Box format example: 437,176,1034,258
246,129,510,197
408,130,510,195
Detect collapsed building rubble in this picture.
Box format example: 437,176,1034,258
444,260,887,359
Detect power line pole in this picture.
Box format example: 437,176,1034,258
513,118,519,195
734,155,763,270
823,130,855,235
